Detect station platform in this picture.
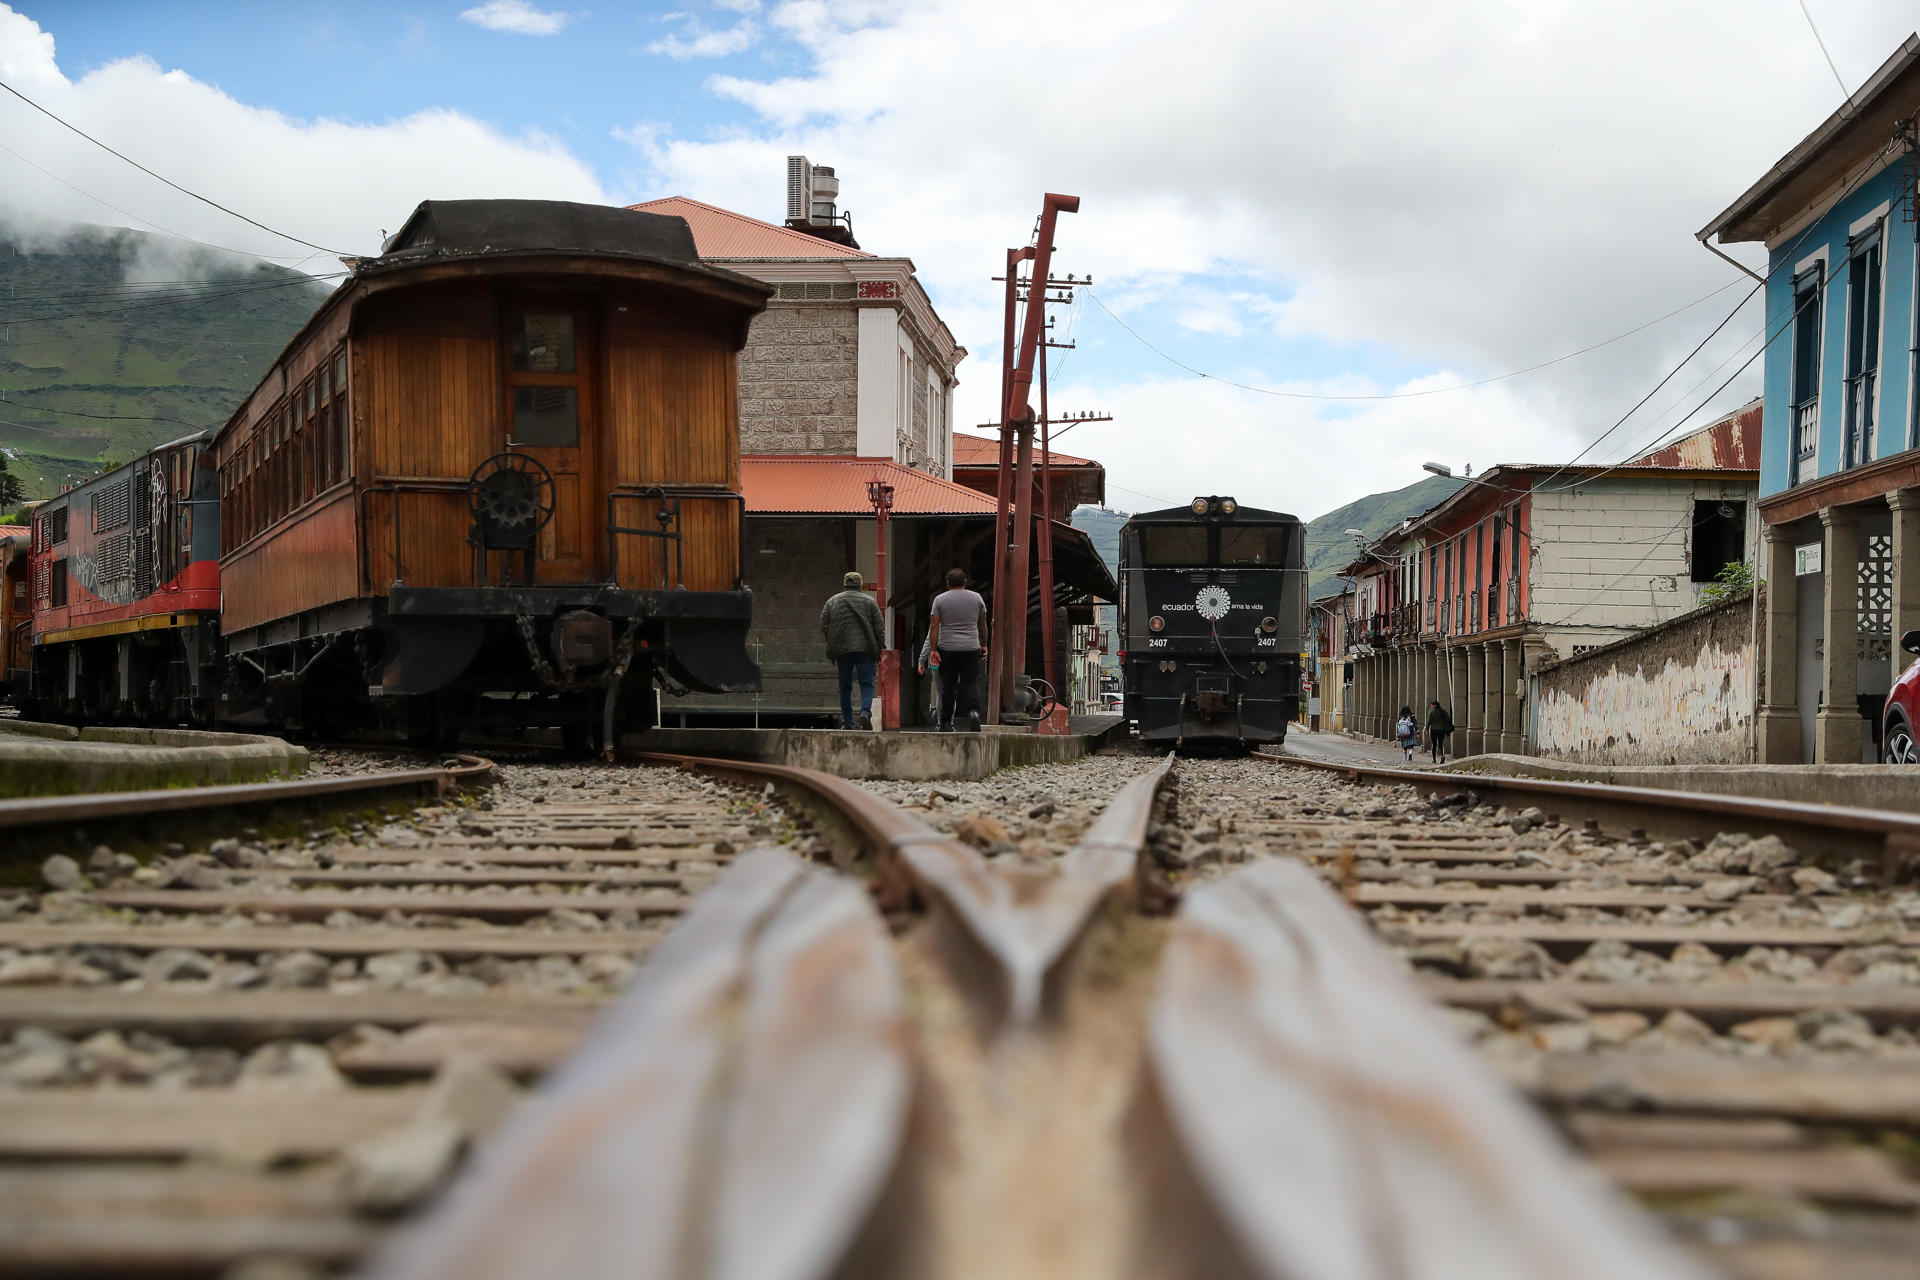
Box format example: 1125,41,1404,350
0,721,309,797
626,717,1130,781
1278,729,1414,769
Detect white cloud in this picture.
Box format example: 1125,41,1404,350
0,4,607,266
458,0,577,37
647,16,757,60
638,0,1919,520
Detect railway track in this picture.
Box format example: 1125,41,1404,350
0,753,781,1276
4,743,1916,1277
1245,751,1920,1280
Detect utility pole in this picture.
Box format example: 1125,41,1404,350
986,194,1080,723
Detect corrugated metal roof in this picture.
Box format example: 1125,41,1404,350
744,456,999,515
626,196,873,261
949,431,1098,469
1627,399,1761,470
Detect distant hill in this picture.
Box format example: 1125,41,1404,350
1304,473,1464,598
0,225,333,496
1071,505,1125,572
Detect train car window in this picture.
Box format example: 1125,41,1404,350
46,506,67,546
48,561,66,608
513,386,580,447
513,314,576,373
1219,525,1288,566
1138,525,1210,565
333,352,350,484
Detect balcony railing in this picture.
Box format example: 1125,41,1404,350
1485,583,1499,628
1506,577,1520,621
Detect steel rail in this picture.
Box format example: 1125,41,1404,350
0,753,495,836
638,750,1178,1027
1260,750,1920,870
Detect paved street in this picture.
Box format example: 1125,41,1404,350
1279,728,1414,768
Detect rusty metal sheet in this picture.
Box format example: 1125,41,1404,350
1146,858,1708,1280
365,847,909,1280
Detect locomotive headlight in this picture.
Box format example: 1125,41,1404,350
1190,497,1210,516
1260,616,1277,633
1220,498,1237,515
1148,615,1165,632
1160,660,1177,673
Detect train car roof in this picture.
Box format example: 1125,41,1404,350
1124,503,1299,524
368,200,772,296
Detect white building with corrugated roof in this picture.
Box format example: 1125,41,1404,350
627,192,964,474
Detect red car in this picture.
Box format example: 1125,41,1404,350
1883,631,1920,762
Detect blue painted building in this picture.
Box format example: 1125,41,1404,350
1700,35,1920,763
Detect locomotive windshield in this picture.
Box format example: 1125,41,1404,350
1138,525,1210,565
1219,525,1289,565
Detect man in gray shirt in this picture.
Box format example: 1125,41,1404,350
923,567,990,732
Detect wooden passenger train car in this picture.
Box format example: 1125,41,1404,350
19,436,223,723
212,200,773,744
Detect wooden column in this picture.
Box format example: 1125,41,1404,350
1501,638,1525,754
1461,642,1482,755
1815,507,1862,764
1484,641,1505,756
1889,489,1920,662
1446,644,1467,749
1482,637,1497,752
1758,522,1802,764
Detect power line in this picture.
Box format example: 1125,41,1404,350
1,270,341,327
0,393,206,430
1084,277,1746,402
0,137,328,265
0,76,349,257
1795,0,1858,112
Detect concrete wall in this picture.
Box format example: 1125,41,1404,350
738,298,860,454
1530,592,1754,764
1529,475,1757,644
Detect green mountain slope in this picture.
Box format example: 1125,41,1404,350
0,226,334,496
1303,473,1463,598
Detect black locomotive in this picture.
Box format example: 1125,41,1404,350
1118,496,1306,746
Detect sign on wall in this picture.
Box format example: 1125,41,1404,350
1795,543,1822,576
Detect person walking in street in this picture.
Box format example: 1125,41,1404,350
1395,705,1420,762
1426,698,1455,764
926,567,989,732
821,570,885,730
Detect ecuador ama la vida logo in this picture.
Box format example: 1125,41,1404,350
1194,586,1231,621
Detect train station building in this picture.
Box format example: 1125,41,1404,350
1338,404,1760,756
1698,36,1920,764
633,178,1114,724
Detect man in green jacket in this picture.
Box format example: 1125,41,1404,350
820,571,885,730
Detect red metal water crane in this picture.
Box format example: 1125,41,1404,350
987,192,1078,723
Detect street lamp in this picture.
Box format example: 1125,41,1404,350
1421,462,1453,478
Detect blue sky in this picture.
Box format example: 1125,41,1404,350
6,1,1920,516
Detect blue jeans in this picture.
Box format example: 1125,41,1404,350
837,653,876,727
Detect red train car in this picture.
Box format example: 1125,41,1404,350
21,433,224,723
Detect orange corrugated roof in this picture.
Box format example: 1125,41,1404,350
627,196,873,260
744,456,999,515
949,431,1097,469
